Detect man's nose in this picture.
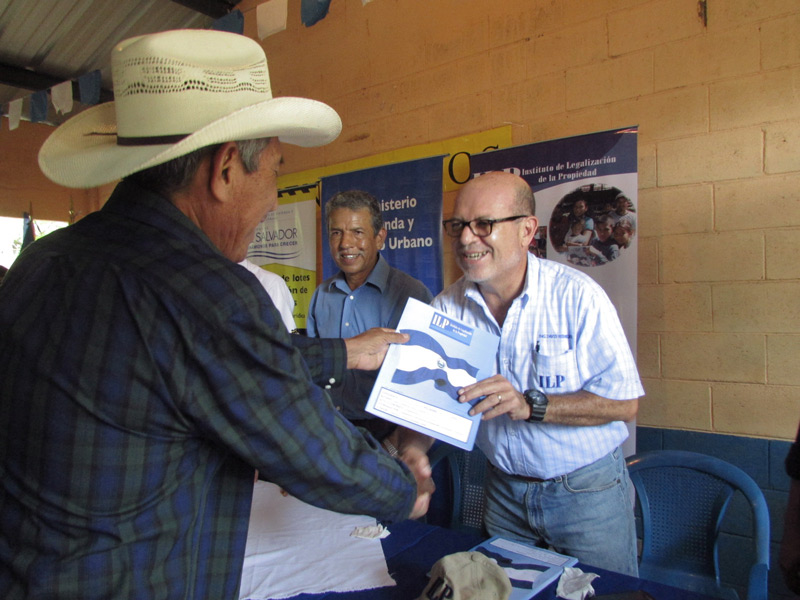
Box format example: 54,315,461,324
459,222,479,244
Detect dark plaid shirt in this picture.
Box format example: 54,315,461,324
0,181,415,599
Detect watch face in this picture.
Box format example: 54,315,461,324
527,389,546,405
524,389,548,422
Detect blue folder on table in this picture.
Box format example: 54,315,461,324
470,536,578,600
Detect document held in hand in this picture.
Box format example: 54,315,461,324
365,298,500,450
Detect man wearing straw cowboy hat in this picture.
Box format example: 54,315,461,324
0,30,431,599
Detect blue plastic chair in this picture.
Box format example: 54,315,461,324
427,442,488,534
626,450,770,600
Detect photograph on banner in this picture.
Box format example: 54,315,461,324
469,127,639,350
320,155,445,296
246,186,318,331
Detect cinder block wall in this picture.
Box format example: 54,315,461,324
238,0,800,443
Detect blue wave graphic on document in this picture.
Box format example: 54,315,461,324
399,329,479,377
392,367,461,399
389,342,479,400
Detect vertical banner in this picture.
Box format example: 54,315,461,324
469,126,639,450
247,184,318,330
320,156,445,296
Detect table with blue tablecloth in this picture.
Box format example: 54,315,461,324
277,518,718,600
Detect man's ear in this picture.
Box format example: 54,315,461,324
376,227,388,249
209,142,240,203
520,215,539,247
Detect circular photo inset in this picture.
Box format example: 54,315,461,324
548,183,636,267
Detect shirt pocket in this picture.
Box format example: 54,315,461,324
532,348,582,394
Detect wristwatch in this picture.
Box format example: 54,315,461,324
523,388,549,422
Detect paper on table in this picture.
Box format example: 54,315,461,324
239,482,396,600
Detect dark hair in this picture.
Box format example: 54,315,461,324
124,138,272,195
595,214,615,226
325,190,383,234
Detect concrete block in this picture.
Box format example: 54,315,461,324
638,378,712,429
423,11,488,68
714,281,800,333
638,237,658,285
657,128,763,186
762,14,800,70
639,283,713,332
654,25,760,91
713,383,800,439
711,67,800,130
637,332,661,379
768,335,800,385
661,231,764,283
491,73,565,127
429,91,493,141
490,41,528,88
765,119,800,174
714,174,800,231
716,173,800,231
528,17,608,77
324,123,375,165
566,52,653,110
360,1,435,86
661,332,766,383
637,184,713,238
533,0,644,34
528,105,613,145
609,0,705,57
489,5,538,46
370,107,432,155
710,0,800,30
610,87,708,144
638,143,657,190
766,229,800,280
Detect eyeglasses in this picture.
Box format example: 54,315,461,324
442,215,528,238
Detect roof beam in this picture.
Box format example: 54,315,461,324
0,61,113,103
169,0,241,19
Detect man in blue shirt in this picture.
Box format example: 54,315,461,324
433,171,643,576
308,189,434,458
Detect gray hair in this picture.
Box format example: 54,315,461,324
514,180,535,215
125,138,272,195
325,190,384,235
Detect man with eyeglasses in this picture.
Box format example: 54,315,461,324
433,171,644,576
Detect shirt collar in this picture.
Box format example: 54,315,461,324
463,253,536,311
330,253,388,293
104,180,226,261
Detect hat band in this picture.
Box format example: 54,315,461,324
117,134,189,146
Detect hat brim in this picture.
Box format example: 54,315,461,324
38,96,342,189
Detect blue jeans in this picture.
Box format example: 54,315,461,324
484,447,639,576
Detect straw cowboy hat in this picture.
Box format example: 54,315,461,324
38,29,342,189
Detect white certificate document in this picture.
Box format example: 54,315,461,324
366,298,499,450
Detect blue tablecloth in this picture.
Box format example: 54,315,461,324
273,519,718,600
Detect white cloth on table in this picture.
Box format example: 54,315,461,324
239,481,396,600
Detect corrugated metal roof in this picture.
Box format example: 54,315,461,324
0,0,240,124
